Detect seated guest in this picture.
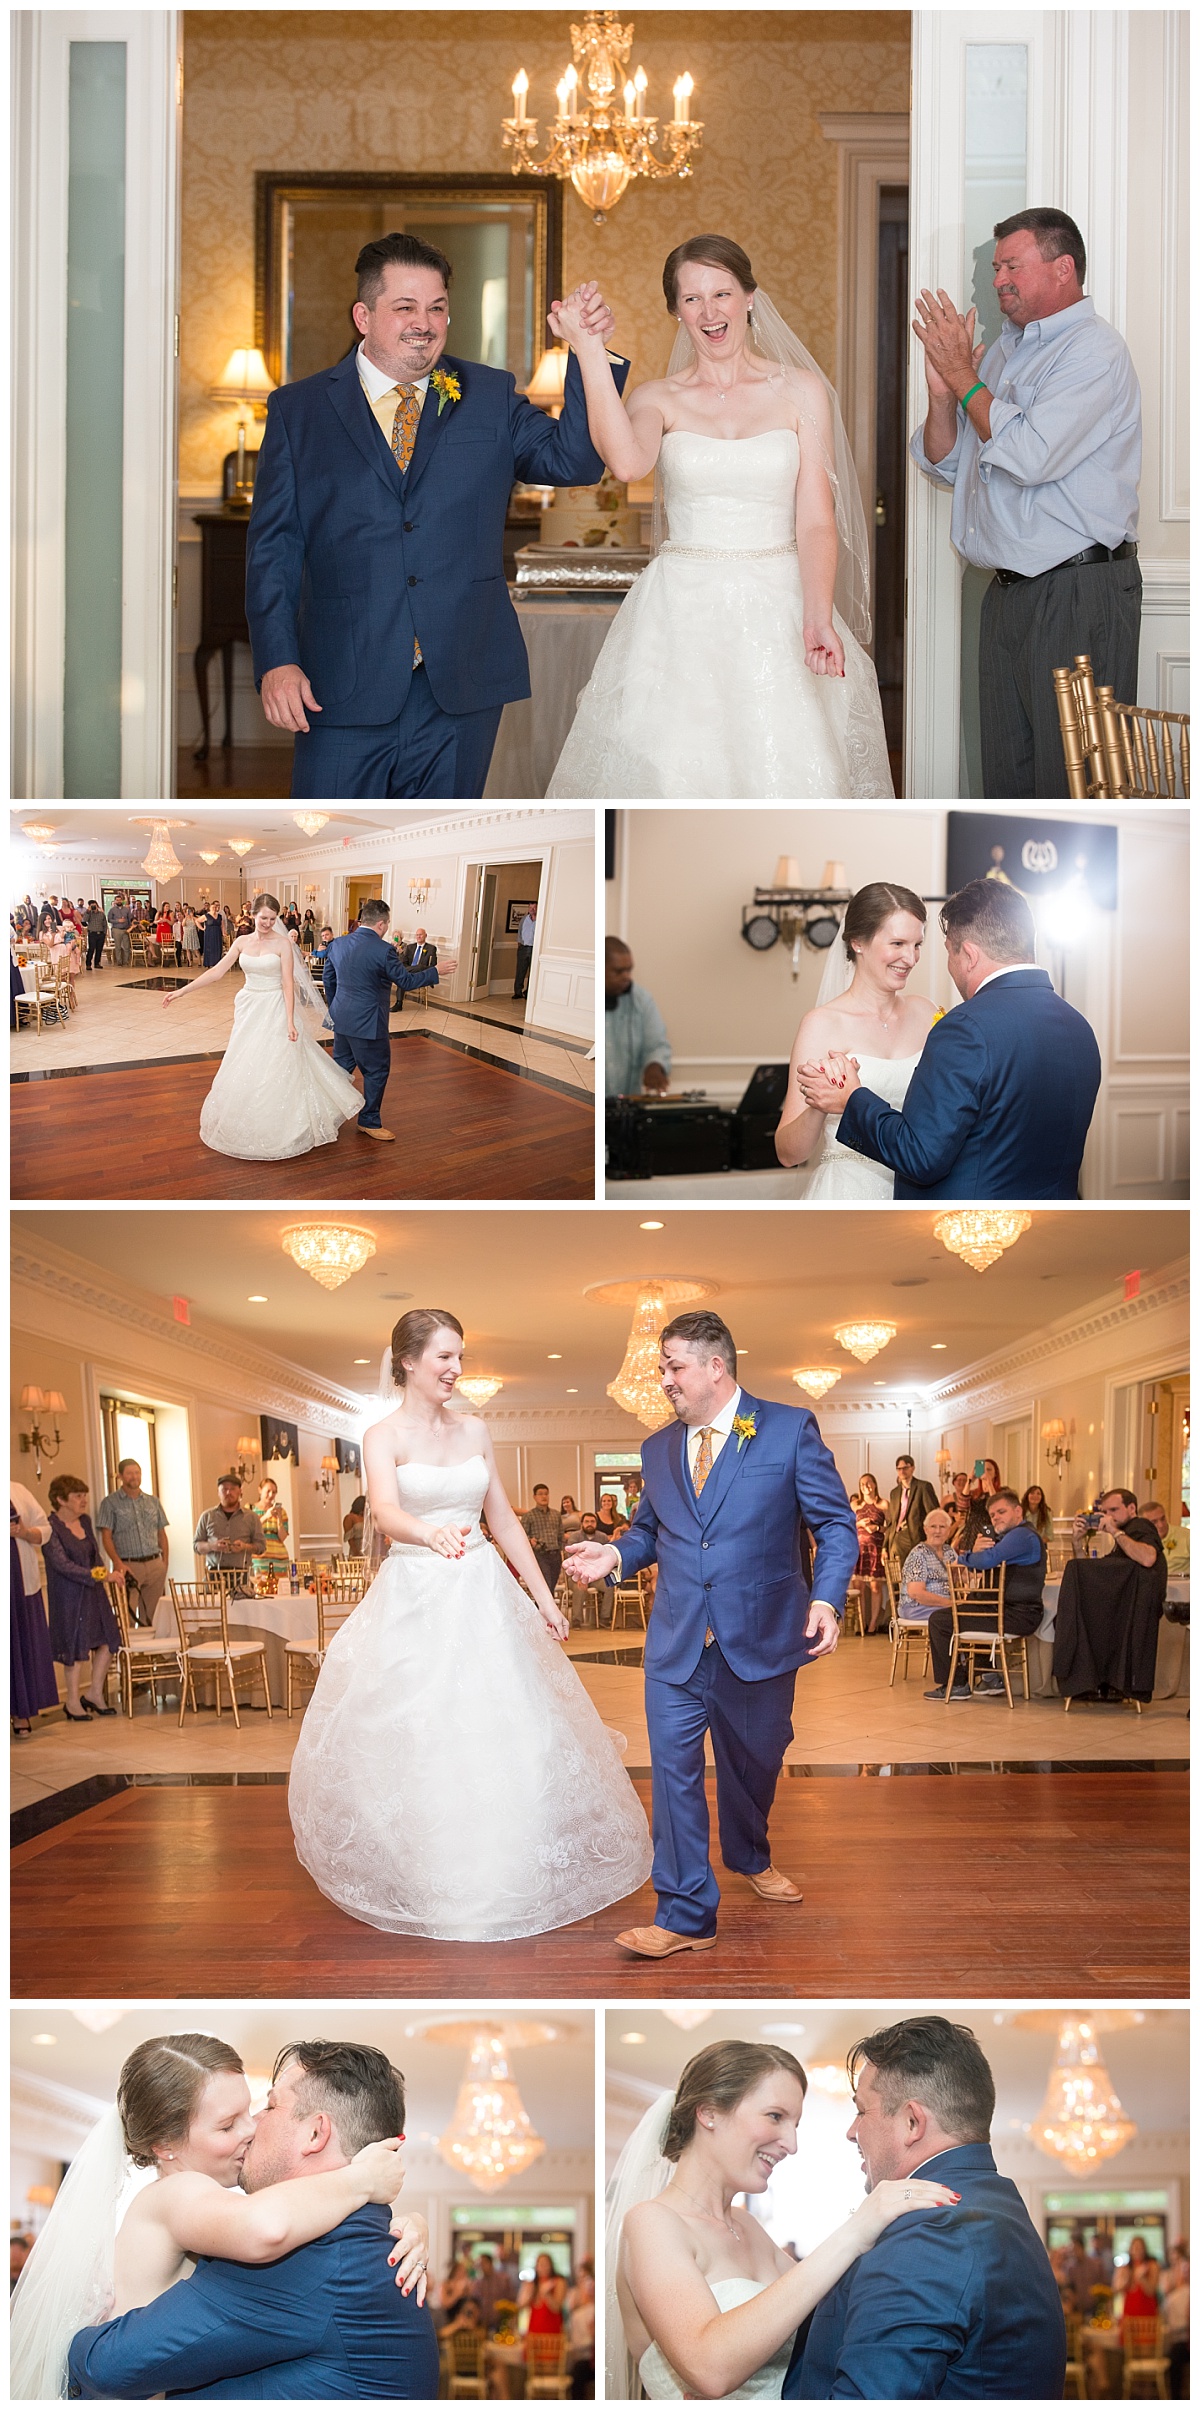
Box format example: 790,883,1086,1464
560,1494,582,1539
441,2295,483,2341
605,937,671,1096
309,924,336,975
1140,1499,1189,1576
925,1487,1047,1698
899,1507,955,1624
1021,1482,1053,1542
1073,1488,1167,1596
192,1473,264,1579
43,1473,120,1721
595,1492,624,1540
394,925,437,1012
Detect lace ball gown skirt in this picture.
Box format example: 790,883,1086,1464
288,1462,653,1940
199,956,362,1160
547,430,893,800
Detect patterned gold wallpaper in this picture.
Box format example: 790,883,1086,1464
180,9,910,491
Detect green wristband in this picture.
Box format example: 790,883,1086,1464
960,380,987,410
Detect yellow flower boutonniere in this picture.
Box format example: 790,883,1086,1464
932,1006,946,1023
732,1412,757,1453
431,369,462,418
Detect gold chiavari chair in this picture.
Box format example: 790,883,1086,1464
340,1555,371,1585
170,1580,273,1728
285,1568,364,1716
525,2331,571,2398
611,1573,646,1630
1063,2311,1086,2400
13,962,54,1033
445,2325,487,2398
944,1561,1029,1706
109,1578,184,1717
129,928,152,968
1121,2314,1169,2398
1055,653,1190,798
885,1560,932,1687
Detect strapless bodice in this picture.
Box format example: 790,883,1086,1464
815,1054,920,1163
387,1455,490,1553
639,2279,794,2400
239,952,284,988
659,430,799,554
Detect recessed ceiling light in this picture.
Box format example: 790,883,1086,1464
548,1353,562,1360
736,1348,749,1355
640,1219,664,1229
248,1294,268,1302
31,2033,57,2045
931,1342,948,1350
621,2031,646,2044
566,1387,578,1393
873,1380,887,1387
353,1358,371,1365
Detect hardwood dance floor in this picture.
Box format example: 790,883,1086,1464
11,1770,1186,1998
10,1037,592,1200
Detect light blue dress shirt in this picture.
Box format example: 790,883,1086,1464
605,982,672,1096
519,913,536,946
910,297,1141,573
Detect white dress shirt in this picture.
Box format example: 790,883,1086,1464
356,342,429,408
973,962,1040,995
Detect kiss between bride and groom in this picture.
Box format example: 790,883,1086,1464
607,2017,1067,2400
11,2031,439,2400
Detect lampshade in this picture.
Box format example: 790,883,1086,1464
934,1210,1032,1273
438,2030,546,2193
1041,1418,1067,1442
792,1368,842,1403
20,1386,46,1411
236,1435,257,1456
211,346,276,406
772,856,801,888
525,347,570,414
319,1453,339,1472
282,1224,377,1290
820,860,847,889
44,1393,67,1413
834,1322,896,1365
1033,2018,1137,2176
456,1376,503,1406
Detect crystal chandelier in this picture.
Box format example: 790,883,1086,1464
197,851,221,866
792,1368,843,1403
134,818,188,881
227,839,255,858
501,10,702,224
292,813,329,838
834,1322,896,1365
1034,2018,1137,2176
439,2030,546,2193
22,821,57,842
456,1376,503,1406
603,1276,716,1430
934,1211,1032,1273
281,1224,377,1291
661,2007,712,2031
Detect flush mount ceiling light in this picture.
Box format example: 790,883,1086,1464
660,2007,713,2031
292,813,330,838
834,1321,896,1365
281,1224,377,1290
792,1368,843,1403
456,1376,503,1406
934,1210,1033,1273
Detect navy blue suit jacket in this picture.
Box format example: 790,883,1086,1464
245,347,629,723
66,2204,441,2399
836,968,1100,1198
322,926,437,1043
785,2143,1067,2399
613,1392,859,1684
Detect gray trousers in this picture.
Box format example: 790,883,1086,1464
979,556,1142,797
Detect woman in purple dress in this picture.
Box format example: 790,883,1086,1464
853,1471,888,1633
43,1474,120,1721
10,1484,59,1737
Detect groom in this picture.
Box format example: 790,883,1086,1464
246,232,629,799
800,877,1101,1197
67,2039,440,2398
566,1310,858,1959
785,2014,1066,2398
322,898,440,1141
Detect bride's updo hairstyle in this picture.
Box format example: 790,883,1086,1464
662,2039,807,2161
841,882,927,964
251,893,281,917
663,234,756,315
117,2033,245,2168
391,1307,465,1389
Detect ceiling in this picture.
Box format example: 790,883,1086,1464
11,2007,594,2148
605,2008,1187,2140
10,808,435,864
19,1208,1187,1415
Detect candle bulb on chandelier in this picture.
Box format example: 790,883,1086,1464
563,64,578,117
674,72,693,123
634,65,647,116
623,78,635,115
511,68,528,122
555,76,568,116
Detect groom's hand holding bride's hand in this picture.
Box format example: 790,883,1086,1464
548,280,616,352
564,1539,622,1582
797,1052,861,1113
422,1520,470,1558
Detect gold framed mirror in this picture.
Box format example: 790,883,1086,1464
255,171,564,389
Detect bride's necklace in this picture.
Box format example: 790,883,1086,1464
670,2182,742,2239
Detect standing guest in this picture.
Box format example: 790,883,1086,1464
854,1470,888,1632
180,906,201,962
521,1484,566,1598
1021,1483,1053,1542
310,924,336,972
514,900,537,1000
899,1508,956,1625
910,209,1141,798
343,1494,367,1557
567,2257,596,2372
96,1458,170,1631
301,908,317,949
44,1474,119,1721
82,900,108,971
605,937,671,1096
469,2248,508,2330
595,1491,624,1541
1163,2271,1189,2401
255,1475,291,1565
884,1455,940,1565
437,2258,475,2323
11,2233,35,2294
10,1482,59,1737
925,1486,1046,1698
200,909,224,969
1121,2238,1161,2320
394,926,437,1013
37,902,59,940
520,2253,566,2340
154,906,174,959
193,1474,265,1578
560,1494,583,1540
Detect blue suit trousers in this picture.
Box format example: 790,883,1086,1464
332,1030,391,1127
292,665,504,800
645,1639,796,1934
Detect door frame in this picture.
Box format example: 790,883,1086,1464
819,112,911,539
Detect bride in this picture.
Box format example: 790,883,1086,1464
288,1308,653,1939
162,892,361,1159
775,884,937,1199
608,2039,957,2400
545,236,892,799
10,2029,428,2400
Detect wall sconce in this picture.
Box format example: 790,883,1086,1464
235,1434,259,1485
408,875,439,911
740,860,853,982
314,1454,339,1497
19,1386,67,1477
935,1443,953,1478
1041,1418,1071,1473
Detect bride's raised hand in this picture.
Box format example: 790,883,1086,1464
803,618,846,679
423,1519,470,1559
351,2135,407,2205
852,2175,961,2244
548,281,605,350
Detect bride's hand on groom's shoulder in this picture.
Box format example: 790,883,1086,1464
854,2175,962,2242
387,2206,431,2305
352,2135,407,2204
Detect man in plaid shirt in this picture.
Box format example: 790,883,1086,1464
521,1485,565,1597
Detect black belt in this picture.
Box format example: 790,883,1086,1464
992,540,1137,587
124,1554,161,1562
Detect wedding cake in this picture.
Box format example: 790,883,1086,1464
538,473,641,550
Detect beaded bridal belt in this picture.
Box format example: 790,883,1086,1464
388,1526,487,1558
660,539,797,561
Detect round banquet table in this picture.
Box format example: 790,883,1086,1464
153,1585,319,1709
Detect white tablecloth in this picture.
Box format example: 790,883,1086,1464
484,597,619,797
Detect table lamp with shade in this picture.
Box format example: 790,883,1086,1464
210,346,276,506
524,346,569,418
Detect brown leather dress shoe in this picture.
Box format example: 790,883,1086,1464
747,1867,803,1902
360,1126,396,1142
615,1925,718,1959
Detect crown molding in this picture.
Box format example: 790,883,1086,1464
11,2067,110,2157
253,809,588,874
926,1268,1189,1414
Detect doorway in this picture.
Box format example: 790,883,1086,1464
461,858,542,1030
347,874,388,928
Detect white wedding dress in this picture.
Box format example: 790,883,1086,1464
288,1457,653,1939
798,1054,921,1199
639,2279,795,2401
198,952,361,1160
546,430,893,799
